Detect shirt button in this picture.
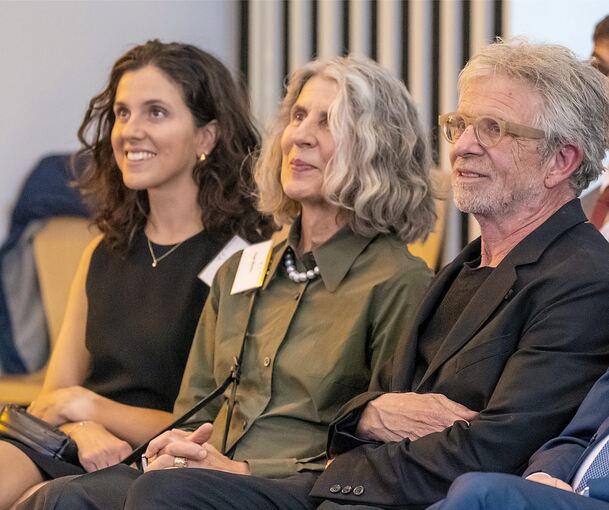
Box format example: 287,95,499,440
263,356,271,367
294,293,300,300
341,485,352,494
329,484,341,493
353,485,364,496
242,419,247,430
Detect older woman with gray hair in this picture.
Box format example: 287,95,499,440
18,54,438,510
256,55,435,243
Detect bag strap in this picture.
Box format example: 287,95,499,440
121,370,235,466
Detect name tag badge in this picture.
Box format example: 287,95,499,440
198,235,250,286
230,240,274,295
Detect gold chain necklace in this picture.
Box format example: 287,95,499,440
146,237,186,268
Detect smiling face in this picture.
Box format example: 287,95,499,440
450,75,549,219
279,75,338,206
111,65,205,193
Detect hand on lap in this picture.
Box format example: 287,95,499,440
526,473,574,492
64,421,132,472
28,386,98,425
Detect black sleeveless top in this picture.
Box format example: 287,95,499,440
83,229,221,412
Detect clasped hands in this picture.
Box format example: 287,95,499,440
143,423,250,475
356,392,478,442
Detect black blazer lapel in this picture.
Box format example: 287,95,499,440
390,240,482,390
416,262,517,388
416,199,587,389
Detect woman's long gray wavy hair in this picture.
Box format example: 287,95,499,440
255,55,436,243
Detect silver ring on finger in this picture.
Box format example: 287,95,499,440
173,456,188,468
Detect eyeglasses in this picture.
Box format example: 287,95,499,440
438,112,545,148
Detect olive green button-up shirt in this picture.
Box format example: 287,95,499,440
174,224,432,478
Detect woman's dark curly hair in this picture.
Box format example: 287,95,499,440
76,39,275,252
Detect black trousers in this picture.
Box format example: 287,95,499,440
17,465,140,510
19,464,321,510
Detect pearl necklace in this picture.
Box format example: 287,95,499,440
146,237,186,268
283,248,320,283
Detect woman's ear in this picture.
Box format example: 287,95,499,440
196,120,220,159
544,143,583,188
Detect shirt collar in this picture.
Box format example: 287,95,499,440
264,217,376,292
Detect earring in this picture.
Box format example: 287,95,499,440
199,153,207,162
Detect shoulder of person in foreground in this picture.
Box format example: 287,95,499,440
524,367,609,481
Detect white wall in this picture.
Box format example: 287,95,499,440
0,0,238,239
508,0,607,57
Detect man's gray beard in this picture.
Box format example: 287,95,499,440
452,184,539,218
452,185,506,217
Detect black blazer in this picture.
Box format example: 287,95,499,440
310,200,609,509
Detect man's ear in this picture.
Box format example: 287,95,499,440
544,143,583,188
196,120,220,159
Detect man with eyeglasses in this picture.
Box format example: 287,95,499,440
38,39,609,510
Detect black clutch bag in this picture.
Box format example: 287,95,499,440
0,404,79,465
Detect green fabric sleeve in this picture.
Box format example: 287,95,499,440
246,452,326,478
